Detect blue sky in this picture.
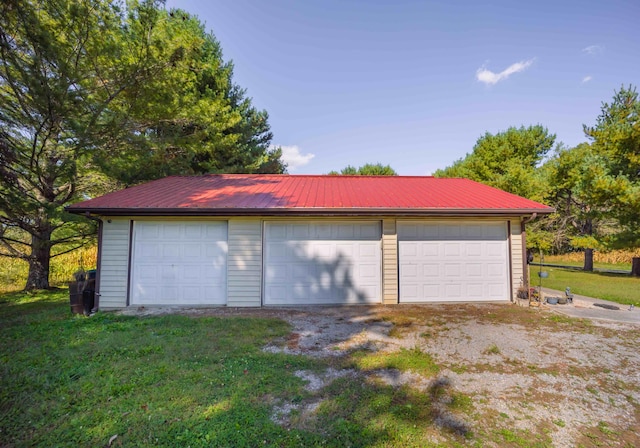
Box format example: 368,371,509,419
166,0,639,175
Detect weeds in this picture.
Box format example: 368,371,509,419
484,344,501,355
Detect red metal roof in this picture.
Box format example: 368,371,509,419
66,174,554,216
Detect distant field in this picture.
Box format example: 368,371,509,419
533,249,640,271
0,245,97,292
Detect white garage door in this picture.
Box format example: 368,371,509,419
264,221,381,305
130,221,228,305
398,221,509,302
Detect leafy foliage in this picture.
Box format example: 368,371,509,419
434,125,555,200
0,0,283,289
328,163,397,175
584,85,640,247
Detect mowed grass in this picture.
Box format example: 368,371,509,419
536,268,640,306
0,290,323,447
0,290,476,447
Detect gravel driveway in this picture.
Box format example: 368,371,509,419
122,302,640,446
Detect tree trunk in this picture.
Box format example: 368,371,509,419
632,257,640,277
583,217,594,272
25,230,52,290
583,248,594,272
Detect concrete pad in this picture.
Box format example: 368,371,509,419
541,287,639,325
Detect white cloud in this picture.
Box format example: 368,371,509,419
476,59,535,85
582,75,593,83
274,145,315,171
582,45,604,55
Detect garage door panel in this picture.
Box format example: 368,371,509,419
399,222,509,303
467,285,484,299
465,243,482,257
137,223,160,239
131,221,228,306
487,283,505,297
336,224,355,238
487,263,505,277
444,243,460,257
358,263,378,278
358,243,377,257
444,263,462,277
264,221,381,305
445,284,462,298
313,243,334,259
466,263,483,277
182,243,203,257
422,264,440,277
423,284,441,298
292,224,311,239
486,243,504,257
421,244,439,257
444,225,462,238
162,224,181,239
359,223,380,238
267,224,287,239
403,264,418,278
403,244,418,257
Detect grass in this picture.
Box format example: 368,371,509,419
350,347,440,377
1,289,475,447
3,290,638,447
534,268,640,306
0,289,323,447
484,344,501,355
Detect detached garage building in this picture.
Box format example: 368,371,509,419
66,175,553,309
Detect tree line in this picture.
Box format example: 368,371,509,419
434,86,640,271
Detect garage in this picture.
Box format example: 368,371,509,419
398,221,509,302
68,174,554,309
264,221,381,305
130,221,228,305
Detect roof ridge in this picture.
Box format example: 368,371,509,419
169,173,439,178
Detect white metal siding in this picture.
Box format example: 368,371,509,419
398,221,509,302
264,221,382,305
130,221,228,305
98,219,130,308
227,220,262,307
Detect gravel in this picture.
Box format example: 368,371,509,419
118,303,640,446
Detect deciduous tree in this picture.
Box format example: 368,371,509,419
434,125,555,201
328,163,397,175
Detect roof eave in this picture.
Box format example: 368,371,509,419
66,206,555,217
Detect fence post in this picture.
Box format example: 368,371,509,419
632,257,640,277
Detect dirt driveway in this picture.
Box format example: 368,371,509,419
122,303,640,446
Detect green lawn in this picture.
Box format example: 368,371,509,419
0,289,474,447
533,268,640,306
